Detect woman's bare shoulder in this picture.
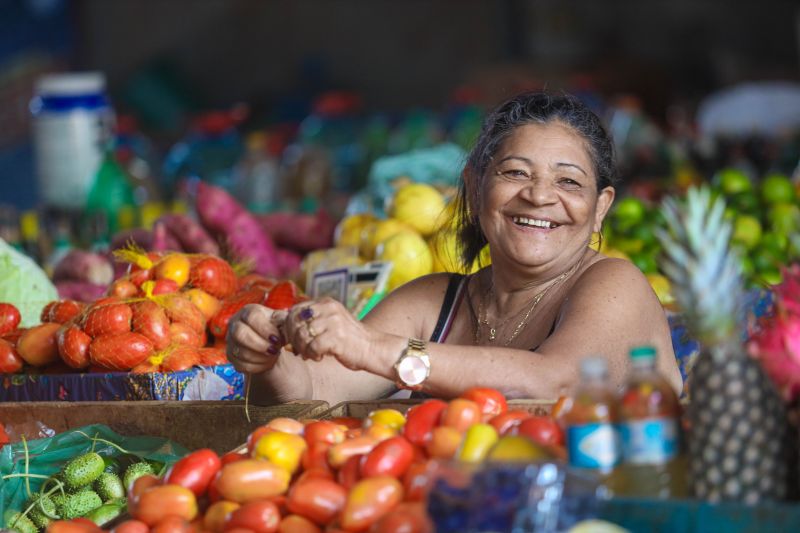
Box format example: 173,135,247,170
574,256,654,296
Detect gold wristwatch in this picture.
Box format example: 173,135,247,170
394,338,431,390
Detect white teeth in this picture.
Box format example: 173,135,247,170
512,216,557,228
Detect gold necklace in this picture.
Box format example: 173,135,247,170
475,264,578,347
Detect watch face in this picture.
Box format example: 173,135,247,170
397,355,428,386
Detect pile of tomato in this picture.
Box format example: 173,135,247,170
42,387,565,533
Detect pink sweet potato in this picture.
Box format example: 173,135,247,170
275,248,302,277
196,182,281,276
53,250,114,285
258,209,335,253
158,213,220,255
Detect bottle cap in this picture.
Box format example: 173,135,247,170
580,356,608,379
36,72,106,97
20,211,40,240
629,345,657,361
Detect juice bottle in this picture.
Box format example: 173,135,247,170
565,356,621,475
614,345,687,498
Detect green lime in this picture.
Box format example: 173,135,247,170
760,269,783,286
760,232,789,255
613,197,646,230
760,173,796,205
728,192,760,215
768,202,800,235
631,253,658,274
732,214,762,250
630,223,657,248
718,168,753,195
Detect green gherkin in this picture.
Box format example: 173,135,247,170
657,186,787,502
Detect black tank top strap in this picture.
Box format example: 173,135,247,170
429,273,468,343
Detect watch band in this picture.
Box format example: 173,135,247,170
394,338,431,390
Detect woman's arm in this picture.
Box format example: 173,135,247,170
350,259,681,399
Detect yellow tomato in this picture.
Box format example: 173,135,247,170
456,423,499,463
203,500,240,533
253,431,308,474
154,253,191,288
364,409,406,431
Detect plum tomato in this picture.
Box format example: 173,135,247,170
224,500,281,533
460,387,508,420
0,303,21,335
164,448,222,496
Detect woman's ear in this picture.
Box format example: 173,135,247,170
593,186,616,233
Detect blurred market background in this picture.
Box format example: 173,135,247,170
1,0,800,306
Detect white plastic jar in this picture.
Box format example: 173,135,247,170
30,72,115,209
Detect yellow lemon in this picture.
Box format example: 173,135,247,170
487,435,552,463
389,183,447,237
335,213,377,248
645,273,675,308
361,218,415,260
376,231,433,291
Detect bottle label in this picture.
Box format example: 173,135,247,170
567,423,621,469
620,417,678,464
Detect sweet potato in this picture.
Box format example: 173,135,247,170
159,213,220,255
196,181,247,234
53,250,114,285
275,248,302,277
258,209,336,253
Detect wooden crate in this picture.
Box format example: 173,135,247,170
319,398,556,420
0,400,329,454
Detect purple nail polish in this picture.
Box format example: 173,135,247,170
299,307,314,321
268,334,280,344
266,346,279,355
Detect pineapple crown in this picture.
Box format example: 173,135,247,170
656,186,745,347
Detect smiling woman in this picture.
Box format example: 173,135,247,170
226,92,682,405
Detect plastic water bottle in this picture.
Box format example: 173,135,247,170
30,72,114,209
564,357,621,476
612,345,687,498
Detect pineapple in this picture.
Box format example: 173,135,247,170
657,186,787,502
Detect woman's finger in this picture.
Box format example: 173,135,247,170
228,319,270,354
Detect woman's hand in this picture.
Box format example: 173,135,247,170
283,297,395,372
226,304,286,374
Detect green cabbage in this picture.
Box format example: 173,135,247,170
0,238,58,327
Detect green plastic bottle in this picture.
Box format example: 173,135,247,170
85,147,135,239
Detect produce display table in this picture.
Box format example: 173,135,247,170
319,398,556,419
0,400,328,453
0,364,244,402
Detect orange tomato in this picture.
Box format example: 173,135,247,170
425,426,462,460
459,387,508,421
110,520,149,533
278,514,321,533
328,436,378,469
132,484,198,526
204,500,241,533
214,459,291,503
340,476,403,533
16,322,61,366
286,477,347,526
224,500,281,533
303,421,346,446
267,417,305,435
488,410,530,436
184,288,222,320
439,399,481,433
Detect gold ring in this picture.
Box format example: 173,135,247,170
307,323,318,338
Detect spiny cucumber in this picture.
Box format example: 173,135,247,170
61,452,105,490
27,495,57,529
59,490,103,520
93,472,125,502
3,510,37,533
122,462,154,492
83,501,125,527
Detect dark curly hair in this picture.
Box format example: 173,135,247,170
456,92,617,269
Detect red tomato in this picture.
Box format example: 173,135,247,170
460,387,508,420
108,279,139,299
304,420,346,446
131,301,172,350
286,477,347,526
199,347,228,366
190,257,237,299
263,281,300,310
57,325,92,369
151,515,193,533
301,441,333,473
295,468,334,485
336,454,362,491
221,451,247,466
277,514,321,533
1,327,26,347
88,332,154,370
151,278,180,295
0,303,21,335
402,400,447,446
488,410,530,436
40,301,58,323
16,322,61,367
209,288,267,340
111,519,150,533
45,519,101,533
214,459,291,503
132,484,198,526
83,303,133,337
0,338,23,373
402,460,442,502
46,300,84,324
360,436,414,479
330,416,362,430
371,501,433,533
164,448,222,496
340,476,403,532
439,399,481,433
513,416,564,447
224,500,281,533
328,436,378,468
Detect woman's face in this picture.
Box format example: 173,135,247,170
478,121,614,272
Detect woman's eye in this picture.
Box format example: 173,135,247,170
559,177,582,188
498,169,530,180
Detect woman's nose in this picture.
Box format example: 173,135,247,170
520,179,558,204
